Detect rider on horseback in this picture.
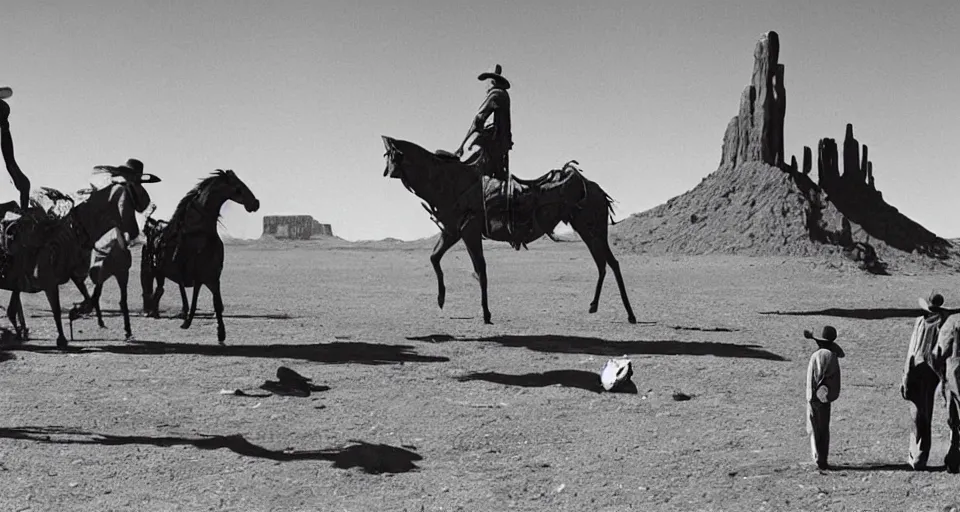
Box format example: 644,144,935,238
455,64,513,182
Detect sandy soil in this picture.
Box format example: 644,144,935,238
2,240,959,511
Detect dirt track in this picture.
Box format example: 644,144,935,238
2,240,959,511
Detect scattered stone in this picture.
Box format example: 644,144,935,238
600,359,634,392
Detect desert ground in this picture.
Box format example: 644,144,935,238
2,239,959,511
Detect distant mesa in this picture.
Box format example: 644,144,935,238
262,215,334,240
611,30,955,272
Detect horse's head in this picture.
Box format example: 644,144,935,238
382,136,404,179
211,169,260,212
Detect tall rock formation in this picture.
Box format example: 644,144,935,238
720,31,786,169
611,30,956,270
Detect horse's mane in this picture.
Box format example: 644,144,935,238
168,170,229,229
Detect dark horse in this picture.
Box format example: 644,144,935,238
0,179,153,347
381,136,636,324
141,170,260,344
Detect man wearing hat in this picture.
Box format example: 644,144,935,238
0,86,32,215
455,64,513,182
934,302,960,473
901,292,950,470
91,158,161,244
804,325,844,470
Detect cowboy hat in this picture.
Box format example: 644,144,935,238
0,87,12,100
93,158,161,184
919,292,945,314
803,326,845,358
477,64,510,89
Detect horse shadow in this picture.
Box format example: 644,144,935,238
30,310,296,320
828,462,946,472
0,426,421,474
5,340,449,365
458,369,637,394
758,308,922,320
407,334,786,361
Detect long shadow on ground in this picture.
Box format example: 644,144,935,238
459,370,638,394
0,427,420,474
7,341,448,365
407,334,785,361
829,462,946,472
30,310,296,320
758,308,922,320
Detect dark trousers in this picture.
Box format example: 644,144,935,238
904,363,939,468
947,393,960,473
807,400,831,468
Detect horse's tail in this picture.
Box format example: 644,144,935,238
563,160,618,225
604,190,618,225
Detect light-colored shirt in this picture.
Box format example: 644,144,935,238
807,348,841,403
935,313,960,397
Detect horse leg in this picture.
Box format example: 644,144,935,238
116,270,133,340
177,283,189,319
44,287,68,348
430,231,461,309
581,236,607,315
91,280,106,328
72,275,93,312
7,292,26,340
181,284,202,330
209,281,226,345
573,214,637,324
602,239,637,324
140,265,153,314
149,275,166,318
461,229,492,324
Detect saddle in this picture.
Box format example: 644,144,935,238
510,169,563,189
434,149,460,160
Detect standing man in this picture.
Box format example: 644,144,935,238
934,299,960,473
901,292,950,470
804,325,844,470
456,64,513,182
0,87,31,214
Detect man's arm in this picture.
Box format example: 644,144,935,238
1,100,31,209
457,92,503,153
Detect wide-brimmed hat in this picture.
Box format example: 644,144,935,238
93,158,160,184
0,87,12,100
477,64,510,89
919,292,945,314
803,326,844,357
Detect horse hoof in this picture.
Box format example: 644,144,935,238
56,337,69,349
628,315,637,324
179,322,191,330
125,334,135,342
98,323,107,329
217,329,226,343
483,315,493,325
588,305,598,314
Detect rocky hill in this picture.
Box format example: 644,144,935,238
610,31,956,273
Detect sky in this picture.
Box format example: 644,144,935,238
2,0,958,241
